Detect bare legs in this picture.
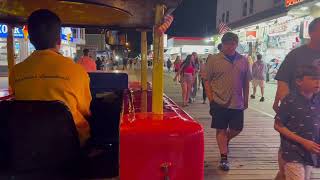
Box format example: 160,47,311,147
216,129,242,155
181,80,192,107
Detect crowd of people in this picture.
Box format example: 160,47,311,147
95,56,123,71
77,50,141,72
173,52,206,106
170,44,268,107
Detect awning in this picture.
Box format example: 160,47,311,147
0,0,182,30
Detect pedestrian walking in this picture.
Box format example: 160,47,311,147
250,54,267,102
123,57,128,70
96,57,103,70
174,56,182,83
190,52,200,103
199,57,209,104
167,58,172,72
174,55,195,107
217,43,222,52
77,49,97,72
204,32,251,171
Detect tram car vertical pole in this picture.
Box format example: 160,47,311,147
141,31,148,112
152,4,165,114
7,24,15,88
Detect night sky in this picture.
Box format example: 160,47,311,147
127,0,217,57
167,0,217,37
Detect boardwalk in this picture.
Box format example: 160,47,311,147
128,70,320,180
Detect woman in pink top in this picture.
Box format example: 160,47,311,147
77,49,97,72
174,55,195,107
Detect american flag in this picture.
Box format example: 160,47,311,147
218,22,231,35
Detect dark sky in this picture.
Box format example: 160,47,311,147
167,0,217,37
127,0,217,56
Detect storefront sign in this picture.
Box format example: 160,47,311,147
0,24,24,38
246,31,257,41
285,0,304,7
269,23,288,35
61,27,73,43
0,25,75,42
181,45,213,54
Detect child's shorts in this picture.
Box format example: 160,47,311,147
276,149,313,180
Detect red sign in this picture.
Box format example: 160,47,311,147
285,0,304,7
246,31,256,38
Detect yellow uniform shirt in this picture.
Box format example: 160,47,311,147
9,49,92,144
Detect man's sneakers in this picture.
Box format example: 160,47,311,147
251,95,265,102
219,154,230,171
219,159,230,171
189,98,196,103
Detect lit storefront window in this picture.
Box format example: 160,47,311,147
0,24,25,66
0,25,81,74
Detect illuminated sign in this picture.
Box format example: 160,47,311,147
61,27,74,43
0,25,75,42
0,24,24,38
285,0,304,7
269,23,288,35
246,31,257,41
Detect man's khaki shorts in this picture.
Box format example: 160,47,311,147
252,80,265,88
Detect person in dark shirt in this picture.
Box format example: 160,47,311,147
123,57,128,70
217,43,222,52
273,17,320,113
274,65,320,180
167,58,172,72
96,57,103,70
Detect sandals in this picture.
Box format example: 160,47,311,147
182,103,189,107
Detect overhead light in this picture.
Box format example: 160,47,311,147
205,38,213,43
59,0,86,5
300,6,309,11
316,2,320,7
